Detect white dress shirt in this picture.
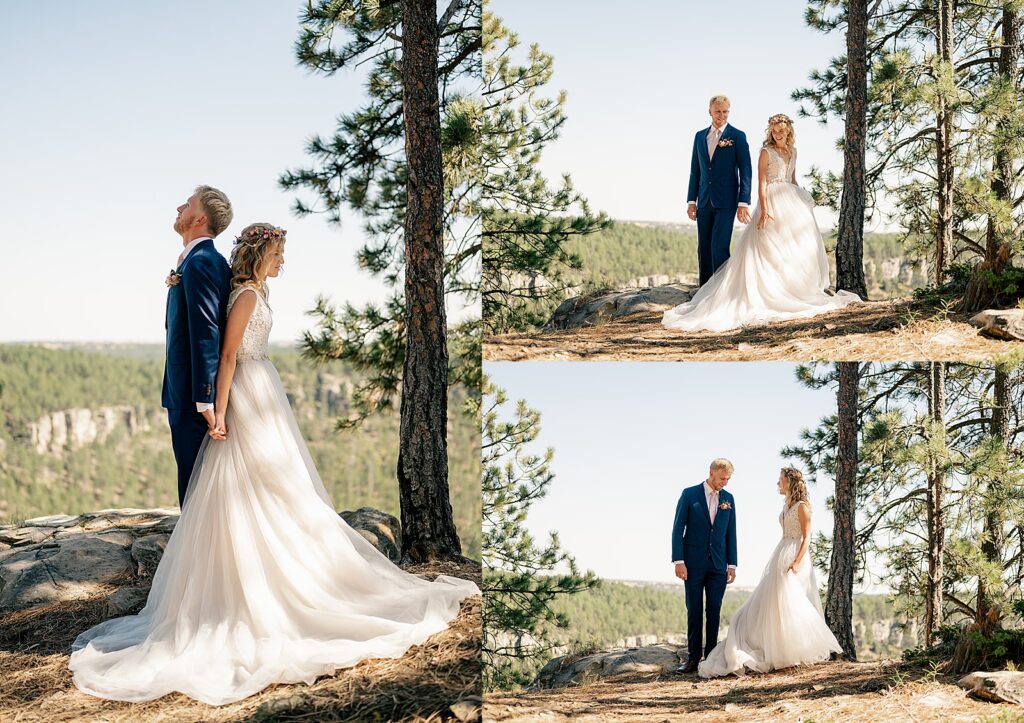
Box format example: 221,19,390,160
687,122,749,209
176,237,215,414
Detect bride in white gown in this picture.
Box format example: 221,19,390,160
663,114,861,333
69,223,479,705
698,467,841,678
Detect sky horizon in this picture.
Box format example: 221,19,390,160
485,361,891,594
492,1,901,232
1,2,474,344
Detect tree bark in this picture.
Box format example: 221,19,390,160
835,0,869,299
978,364,1010,620
826,361,860,659
398,0,463,562
924,361,946,645
934,0,954,285
962,8,1020,310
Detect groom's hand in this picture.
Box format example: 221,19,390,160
727,568,736,584
686,204,697,222
201,408,216,430
737,207,751,225
674,562,688,581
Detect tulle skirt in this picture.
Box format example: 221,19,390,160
663,183,861,332
698,535,842,678
69,359,479,705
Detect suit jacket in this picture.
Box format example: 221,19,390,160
671,482,737,572
687,124,752,210
161,239,231,411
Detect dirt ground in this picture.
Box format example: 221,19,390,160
484,659,1024,723
483,299,1023,362
0,561,482,723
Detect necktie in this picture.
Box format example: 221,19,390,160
708,128,719,160
709,490,718,525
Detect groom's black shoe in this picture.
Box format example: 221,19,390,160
675,660,699,674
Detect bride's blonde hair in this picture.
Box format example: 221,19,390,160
230,222,286,292
762,113,796,154
781,466,809,507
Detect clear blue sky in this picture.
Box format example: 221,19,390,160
485,361,885,592
492,1,895,230
0,2,449,342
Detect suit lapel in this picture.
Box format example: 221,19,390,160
695,483,712,527
700,127,712,166
179,238,212,272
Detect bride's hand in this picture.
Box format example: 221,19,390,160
209,413,229,441
788,560,799,574
757,211,772,231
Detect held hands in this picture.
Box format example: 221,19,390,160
201,408,216,431
674,562,688,581
208,412,229,441
736,207,751,225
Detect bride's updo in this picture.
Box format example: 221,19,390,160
230,222,286,290
762,113,795,154
781,466,809,507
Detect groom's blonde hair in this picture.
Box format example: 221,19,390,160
710,458,734,473
709,95,731,108
194,185,234,237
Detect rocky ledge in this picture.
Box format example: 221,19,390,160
0,506,401,616
548,285,695,330
536,643,686,688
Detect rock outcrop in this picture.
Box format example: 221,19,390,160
970,309,1024,341
548,284,694,330
24,405,151,454
959,671,1024,705
0,506,402,615
536,643,685,688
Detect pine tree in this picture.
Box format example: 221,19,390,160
480,11,608,333
481,376,598,690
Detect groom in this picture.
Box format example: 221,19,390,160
671,458,738,674
687,95,752,286
161,185,233,507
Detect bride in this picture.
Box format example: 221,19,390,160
663,114,861,333
698,467,841,678
69,223,479,705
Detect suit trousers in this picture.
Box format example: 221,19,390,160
168,409,209,507
696,205,737,286
684,565,728,663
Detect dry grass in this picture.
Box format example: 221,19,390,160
0,561,481,723
484,298,1024,362
484,659,1024,722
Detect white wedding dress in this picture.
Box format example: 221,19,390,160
698,500,841,678
69,285,479,705
663,146,861,332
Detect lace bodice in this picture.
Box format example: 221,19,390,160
764,145,795,184
779,501,808,540
227,284,272,362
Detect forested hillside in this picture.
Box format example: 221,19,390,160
0,344,480,557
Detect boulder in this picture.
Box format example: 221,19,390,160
341,507,402,562
548,285,695,330
0,506,403,615
970,310,1024,341
959,671,1024,705
536,643,686,688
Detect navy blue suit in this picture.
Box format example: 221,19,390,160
162,239,231,506
688,124,752,286
671,482,738,664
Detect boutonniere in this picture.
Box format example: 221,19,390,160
717,138,734,148
165,268,182,288
719,501,732,511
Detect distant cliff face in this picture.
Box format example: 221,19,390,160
24,405,152,455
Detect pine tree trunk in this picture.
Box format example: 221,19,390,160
826,361,859,659
835,0,869,299
934,0,954,285
925,361,946,645
962,9,1020,310
398,0,463,562
978,364,1010,620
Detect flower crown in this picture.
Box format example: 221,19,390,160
234,227,287,246
768,113,793,126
